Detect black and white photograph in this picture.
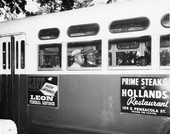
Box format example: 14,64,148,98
0,0,169,133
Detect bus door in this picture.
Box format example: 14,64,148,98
0,34,26,133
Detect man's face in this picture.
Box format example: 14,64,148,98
75,55,85,65
45,56,50,63
87,53,96,62
139,58,147,66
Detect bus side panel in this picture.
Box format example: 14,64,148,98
0,74,27,134
28,75,168,134
59,75,164,134
19,75,28,134
0,75,6,118
13,75,20,132
0,75,13,119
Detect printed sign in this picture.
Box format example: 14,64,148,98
121,77,170,116
28,76,59,107
40,82,58,96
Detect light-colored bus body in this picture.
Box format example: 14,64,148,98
0,0,170,134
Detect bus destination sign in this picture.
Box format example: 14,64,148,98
28,76,59,107
121,77,170,116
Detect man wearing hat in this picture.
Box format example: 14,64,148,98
70,49,85,68
83,48,98,67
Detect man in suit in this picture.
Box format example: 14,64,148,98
138,56,149,66
41,55,53,68
70,49,85,68
83,48,98,67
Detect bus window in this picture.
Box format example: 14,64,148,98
161,13,170,28
67,40,101,69
160,34,170,66
38,44,61,70
21,40,25,69
16,41,19,69
109,36,151,67
110,17,149,33
38,28,60,40
8,42,10,69
67,23,99,37
2,42,6,69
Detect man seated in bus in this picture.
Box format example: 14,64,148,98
41,55,53,68
137,56,149,66
70,49,85,68
83,48,98,67
160,50,170,66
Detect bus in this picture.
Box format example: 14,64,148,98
0,0,170,133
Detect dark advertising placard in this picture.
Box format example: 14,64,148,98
28,76,59,107
121,77,170,116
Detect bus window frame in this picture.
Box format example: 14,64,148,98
108,36,152,70
109,17,150,34
2,42,6,69
160,34,170,69
161,13,170,28
67,23,100,37
38,28,60,40
67,40,102,71
38,43,62,71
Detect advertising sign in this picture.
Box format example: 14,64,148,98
28,76,59,107
121,77,170,116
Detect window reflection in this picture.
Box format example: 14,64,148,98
67,40,101,68
109,36,151,67
161,14,170,28
39,44,61,70
68,23,99,37
160,34,170,66
2,42,6,69
38,28,60,40
110,17,149,33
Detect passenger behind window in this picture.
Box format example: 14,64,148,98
70,49,85,68
137,56,149,66
41,55,53,68
160,50,170,66
82,48,98,67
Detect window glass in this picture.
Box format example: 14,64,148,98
161,14,170,28
160,34,170,66
16,41,19,69
110,17,149,33
8,42,10,69
68,23,99,37
3,42,6,69
21,40,25,69
39,44,61,70
38,28,60,40
67,40,101,68
109,36,151,67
